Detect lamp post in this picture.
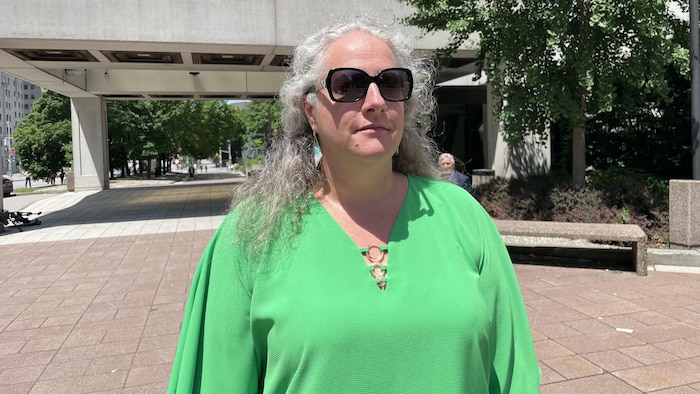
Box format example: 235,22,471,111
1,77,7,177
6,122,14,178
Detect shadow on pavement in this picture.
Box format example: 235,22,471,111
1,179,240,234
508,245,636,273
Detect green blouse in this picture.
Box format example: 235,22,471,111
168,175,541,393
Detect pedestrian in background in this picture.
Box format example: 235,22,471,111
439,152,474,194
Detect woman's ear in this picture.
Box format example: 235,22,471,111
302,94,316,131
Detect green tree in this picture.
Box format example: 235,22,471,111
400,0,679,187
144,101,183,175
172,101,219,160
586,13,692,180
106,100,246,175
106,100,167,176
199,101,244,166
201,100,243,156
240,100,280,159
107,101,146,176
14,91,72,178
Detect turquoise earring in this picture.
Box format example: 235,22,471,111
313,133,322,166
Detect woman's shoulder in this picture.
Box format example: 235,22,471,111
407,174,469,195
407,173,483,211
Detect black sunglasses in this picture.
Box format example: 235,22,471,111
309,67,413,102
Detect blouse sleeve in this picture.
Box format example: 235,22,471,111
168,219,261,393
476,213,541,393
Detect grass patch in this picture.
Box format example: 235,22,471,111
12,185,64,194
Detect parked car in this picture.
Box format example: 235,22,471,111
2,175,13,196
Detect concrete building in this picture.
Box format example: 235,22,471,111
0,0,548,195
1,72,41,176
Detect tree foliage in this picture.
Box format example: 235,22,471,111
14,91,72,178
106,100,253,174
189,100,243,158
400,0,681,187
586,13,692,180
239,101,281,157
15,92,275,179
107,100,156,173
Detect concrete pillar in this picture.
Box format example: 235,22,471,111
669,179,700,250
484,83,497,170
70,98,109,191
0,196,4,233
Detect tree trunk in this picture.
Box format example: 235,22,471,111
572,125,586,188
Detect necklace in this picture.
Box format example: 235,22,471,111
363,244,388,290
366,244,386,263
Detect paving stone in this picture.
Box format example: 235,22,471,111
613,360,700,392
540,373,640,393
2,178,700,392
582,349,644,372
656,339,700,359
618,344,679,365
543,354,603,379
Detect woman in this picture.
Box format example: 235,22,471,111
168,17,540,393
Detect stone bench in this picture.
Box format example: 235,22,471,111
493,219,648,276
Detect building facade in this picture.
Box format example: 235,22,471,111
1,72,42,176
0,0,548,193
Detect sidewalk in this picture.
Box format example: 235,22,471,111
1,174,700,393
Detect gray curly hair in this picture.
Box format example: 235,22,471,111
230,16,441,258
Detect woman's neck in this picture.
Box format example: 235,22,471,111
314,164,408,247
316,160,397,206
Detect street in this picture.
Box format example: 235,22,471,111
2,190,53,213
2,172,61,213
2,159,240,215
8,171,55,191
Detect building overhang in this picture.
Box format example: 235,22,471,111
0,1,480,101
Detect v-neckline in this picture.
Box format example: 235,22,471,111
308,173,412,251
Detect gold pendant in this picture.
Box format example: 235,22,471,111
365,244,388,290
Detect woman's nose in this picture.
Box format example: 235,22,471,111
363,82,386,107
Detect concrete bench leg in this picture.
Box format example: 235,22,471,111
633,241,648,276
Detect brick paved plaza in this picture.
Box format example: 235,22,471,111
1,174,700,393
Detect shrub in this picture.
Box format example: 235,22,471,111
473,171,669,247
587,167,668,214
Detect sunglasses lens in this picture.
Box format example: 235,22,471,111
329,69,369,102
378,69,412,101
326,68,413,102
